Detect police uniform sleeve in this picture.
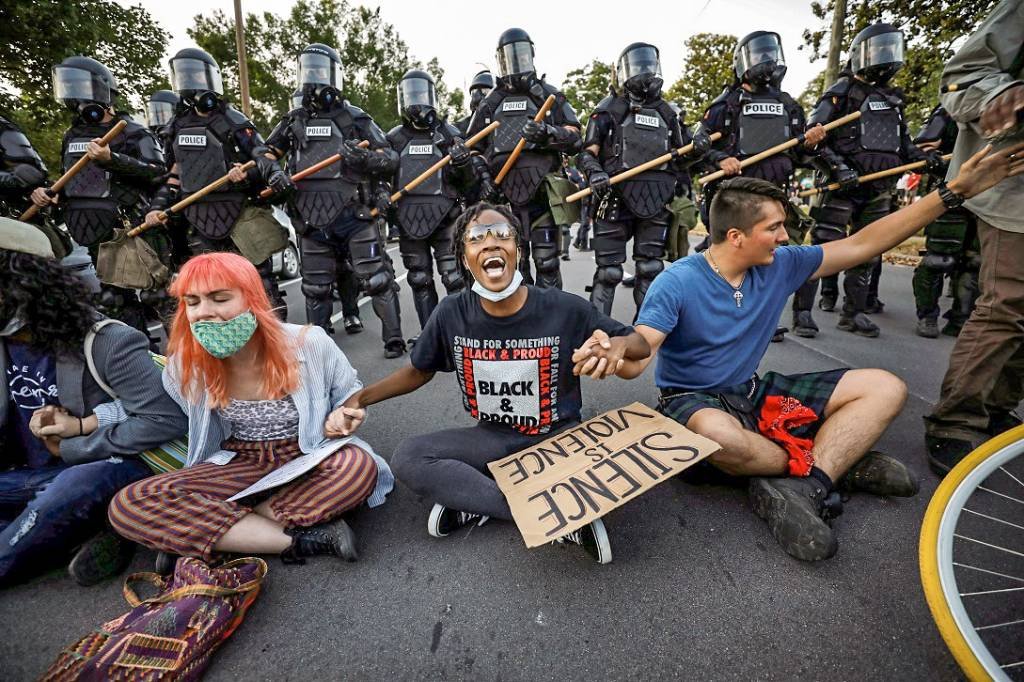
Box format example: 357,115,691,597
265,115,294,157
701,100,732,165
102,124,166,183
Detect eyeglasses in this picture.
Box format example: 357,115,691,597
463,222,517,243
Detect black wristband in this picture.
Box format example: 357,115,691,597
937,180,965,209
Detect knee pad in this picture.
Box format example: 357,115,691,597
534,252,560,276
596,264,624,287
440,268,464,292
810,196,854,231
811,223,847,244
634,258,664,281
406,267,433,290
301,281,333,301
921,252,958,273
362,270,393,296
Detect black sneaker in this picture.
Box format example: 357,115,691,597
987,410,1023,437
384,339,406,359
793,310,819,338
940,321,963,337
343,314,363,334
281,517,358,564
553,519,612,565
427,504,489,538
561,253,571,261
771,326,788,343
916,318,939,338
818,294,837,312
837,312,880,338
68,531,135,586
865,299,886,314
839,451,919,497
748,477,838,561
924,435,975,476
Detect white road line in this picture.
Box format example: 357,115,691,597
330,272,409,324
280,277,302,288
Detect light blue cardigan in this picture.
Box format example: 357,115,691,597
159,323,393,507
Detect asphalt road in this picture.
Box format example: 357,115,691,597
0,237,974,680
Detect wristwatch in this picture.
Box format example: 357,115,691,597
937,180,966,209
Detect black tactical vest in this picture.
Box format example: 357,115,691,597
605,105,675,219
487,91,551,207
394,127,457,238
289,108,363,230
859,92,902,153
737,92,791,156
172,110,247,239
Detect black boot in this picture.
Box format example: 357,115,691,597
839,452,919,497
281,517,358,564
748,477,838,561
793,310,819,338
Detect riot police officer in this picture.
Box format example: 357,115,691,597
31,56,167,332
793,23,941,338
455,69,495,136
143,48,291,316
576,42,708,315
466,28,582,289
265,44,405,357
386,69,470,332
911,104,979,338
145,90,179,138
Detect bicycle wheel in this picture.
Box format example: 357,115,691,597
921,424,1024,681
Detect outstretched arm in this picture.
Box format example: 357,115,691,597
814,142,1024,279
326,364,435,437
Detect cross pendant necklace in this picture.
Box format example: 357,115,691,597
705,248,746,308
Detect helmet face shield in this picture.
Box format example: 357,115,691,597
738,34,785,75
397,77,437,113
297,52,342,90
852,31,904,73
616,46,661,87
52,66,111,105
496,41,535,77
146,100,175,127
170,57,223,95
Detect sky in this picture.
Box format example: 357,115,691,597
128,0,827,104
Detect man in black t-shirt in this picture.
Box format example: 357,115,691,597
335,203,650,564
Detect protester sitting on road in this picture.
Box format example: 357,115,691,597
585,143,1024,562
109,252,393,570
0,217,186,587
337,203,650,564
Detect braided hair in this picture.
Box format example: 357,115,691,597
0,250,98,359
451,202,521,282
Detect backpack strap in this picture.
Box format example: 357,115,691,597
83,318,128,400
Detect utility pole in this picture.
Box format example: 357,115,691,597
823,0,848,91
233,0,252,117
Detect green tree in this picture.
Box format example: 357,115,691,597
801,0,999,129
664,33,737,121
188,0,461,135
0,0,169,170
562,60,613,119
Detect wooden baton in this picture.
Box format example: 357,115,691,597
699,111,862,186
128,160,256,237
257,140,369,199
370,120,501,218
565,131,724,204
494,94,557,185
20,119,128,221
797,153,953,198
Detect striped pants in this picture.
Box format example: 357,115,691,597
109,439,378,561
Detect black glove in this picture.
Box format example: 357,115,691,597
689,128,712,157
588,170,611,199
255,155,294,199
924,150,947,178
834,165,859,191
521,120,553,145
372,187,391,215
448,139,472,167
341,140,371,169
478,174,500,203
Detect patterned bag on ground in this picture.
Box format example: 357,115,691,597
85,320,187,474
42,557,267,681
96,229,170,290
230,205,287,265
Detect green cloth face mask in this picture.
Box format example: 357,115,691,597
190,310,258,359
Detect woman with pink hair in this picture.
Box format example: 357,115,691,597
109,252,392,568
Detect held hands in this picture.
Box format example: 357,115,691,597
803,124,826,148
324,402,366,437
28,406,69,457
86,138,112,163
718,157,742,176
572,329,626,380
948,141,1024,199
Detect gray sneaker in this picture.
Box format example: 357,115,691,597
916,318,939,338
748,477,838,561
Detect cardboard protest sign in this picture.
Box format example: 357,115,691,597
488,402,721,548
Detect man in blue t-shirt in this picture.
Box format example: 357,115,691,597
573,142,1024,561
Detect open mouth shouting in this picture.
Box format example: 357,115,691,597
480,253,507,281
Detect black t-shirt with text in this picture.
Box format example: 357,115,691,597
411,286,632,435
